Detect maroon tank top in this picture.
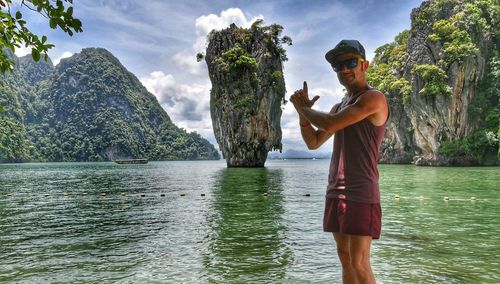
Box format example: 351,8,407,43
326,90,388,204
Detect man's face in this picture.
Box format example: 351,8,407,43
331,53,367,87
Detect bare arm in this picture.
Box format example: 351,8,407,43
297,90,388,133
290,81,334,150
299,105,337,150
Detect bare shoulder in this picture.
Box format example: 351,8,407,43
356,89,387,107
356,89,388,125
360,89,386,101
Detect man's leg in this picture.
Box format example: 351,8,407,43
349,235,375,284
333,232,356,284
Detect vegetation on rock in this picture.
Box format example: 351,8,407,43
368,0,499,165
205,20,291,167
367,30,412,104
411,64,451,97
0,48,220,162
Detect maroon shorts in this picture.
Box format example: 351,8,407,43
323,198,382,239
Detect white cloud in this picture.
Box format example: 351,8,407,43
14,46,31,57
171,8,263,77
173,50,205,75
193,8,264,52
293,28,317,44
140,71,216,144
279,85,344,152
140,8,268,146
53,51,74,66
162,7,268,141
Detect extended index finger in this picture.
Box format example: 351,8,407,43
303,81,308,94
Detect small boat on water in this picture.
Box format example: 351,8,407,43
114,159,148,164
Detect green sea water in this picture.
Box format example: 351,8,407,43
0,160,498,283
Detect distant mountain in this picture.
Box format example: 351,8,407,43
0,48,220,162
268,149,331,159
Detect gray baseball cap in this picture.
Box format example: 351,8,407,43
325,40,366,64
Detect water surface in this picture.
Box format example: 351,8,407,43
0,160,498,283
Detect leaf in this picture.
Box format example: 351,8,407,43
41,35,47,43
73,19,82,31
67,6,73,17
31,48,40,61
15,11,22,20
49,18,57,29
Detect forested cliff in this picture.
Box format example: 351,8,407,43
368,0,499,165
0,48,220,162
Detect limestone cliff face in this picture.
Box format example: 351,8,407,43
378,0,499,165
205,22,289,167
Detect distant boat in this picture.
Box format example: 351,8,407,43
114,159,148,164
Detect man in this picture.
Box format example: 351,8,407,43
290,39,389,284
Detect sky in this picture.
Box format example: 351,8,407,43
14,0,424,153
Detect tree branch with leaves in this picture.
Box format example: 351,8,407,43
0,0,82,72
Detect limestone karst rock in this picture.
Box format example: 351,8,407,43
372,0,499,165
205,21,291,167
0,48,220,162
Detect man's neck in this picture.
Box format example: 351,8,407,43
346,83,370,97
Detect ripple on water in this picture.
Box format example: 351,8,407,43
0,161,499,283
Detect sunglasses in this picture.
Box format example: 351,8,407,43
332,58,364,72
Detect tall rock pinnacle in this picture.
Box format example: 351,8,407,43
204,21,291,167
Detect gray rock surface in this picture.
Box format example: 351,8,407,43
205,23,287,167
379,0,496,165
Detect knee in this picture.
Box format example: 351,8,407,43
349,256,370,273
336,247,351,266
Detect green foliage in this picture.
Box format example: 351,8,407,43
250,21,292,61
414,0,460,26
210,20,291,116
390,78,412,96
439,129,499,163
438,139,470,158
272,70,282,80
471,50,500,159
0,72,36,161
0,48,220,162
439,48,499,162
422,0,499,65
271,70,286,96
234,25,253,42
0,117,34,162
196,52,204,62
0,0,82,72
368,0,499,163
215,45,260,102
217,44,258,75
412,64,451,97
232,95,254,110
367,30,410,102
429,17,479,64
